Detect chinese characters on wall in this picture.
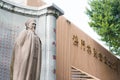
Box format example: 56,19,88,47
72,35,118,71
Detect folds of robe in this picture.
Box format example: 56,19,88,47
10,30,42,80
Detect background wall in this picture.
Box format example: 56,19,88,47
0,1,63,80
56,16,120,80
0,5,46,80
56,16,71,80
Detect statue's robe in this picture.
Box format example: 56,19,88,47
10,29,42,80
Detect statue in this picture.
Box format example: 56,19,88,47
10,18,42,80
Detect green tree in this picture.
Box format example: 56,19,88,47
86,0,120,55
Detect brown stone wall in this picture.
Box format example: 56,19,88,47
56,16,71,80
56,16,120,80
27,0,45,7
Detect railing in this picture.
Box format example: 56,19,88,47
71,66,97,80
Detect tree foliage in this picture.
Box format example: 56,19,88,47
86,0,120,55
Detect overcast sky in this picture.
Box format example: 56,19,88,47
43,0,98,37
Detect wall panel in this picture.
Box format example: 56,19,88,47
56,16,71,80
56,16,120,80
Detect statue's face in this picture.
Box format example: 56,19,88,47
28,21,36,31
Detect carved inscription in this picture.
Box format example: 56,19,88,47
72,35,118,71
72,35,79,46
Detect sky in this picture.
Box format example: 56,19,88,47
8,0,108,49
44,0,99,38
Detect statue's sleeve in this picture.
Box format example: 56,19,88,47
10,45,15,80
15,30,27,46
10,30,27,80
36,38,42,80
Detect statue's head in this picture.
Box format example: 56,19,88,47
25,18,36,31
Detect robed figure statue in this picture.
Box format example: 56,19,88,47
10,19,42,80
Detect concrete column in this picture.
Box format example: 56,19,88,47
45,14,57,80
44,5,64,80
